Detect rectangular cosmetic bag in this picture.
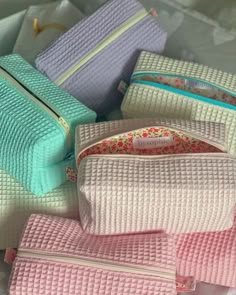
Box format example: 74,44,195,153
175,208,236,288
9,214,177,295
0,54,96,196
75,118,236,235
121,51,236,154
0,169,78,250
35,0,167,116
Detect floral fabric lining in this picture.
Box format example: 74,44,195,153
78,127,221,165
135,75,236,106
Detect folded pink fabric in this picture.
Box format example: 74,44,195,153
9,214,177,295
175,209,236,288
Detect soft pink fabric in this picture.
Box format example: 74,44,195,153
175,210,236,288
9,214,177,295
179,282,236,295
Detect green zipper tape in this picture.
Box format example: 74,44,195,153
132,73,236,97
132,79,236,111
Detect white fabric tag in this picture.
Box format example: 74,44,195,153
133,137,174,149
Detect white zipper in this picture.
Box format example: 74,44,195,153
17,249,175,281
0,67,71,149
76,126,226,166
55,9,149,86
84,152,230,161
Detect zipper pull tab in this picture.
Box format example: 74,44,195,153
176,275,196,293
4,248,17,265
33,18,66,37
118,80,129,95
66,167,78,183
149,9,158,17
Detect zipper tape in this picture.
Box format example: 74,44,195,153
131,73,236,102
0,66,71,150
134,79,236,112
55,9,149,86
76,126,226,166
17,250,175,281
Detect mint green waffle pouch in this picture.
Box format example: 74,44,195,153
0,54,96,196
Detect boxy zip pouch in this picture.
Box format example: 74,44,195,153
75,118,236,235
9,214,177,295
0,54,96,196
0,169,78,250
35,0,167,115
175,208,236,288
121,51,236,154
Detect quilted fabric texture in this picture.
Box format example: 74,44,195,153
133,51,236,93
75,119,236,235
175,210,236,288
75,118,226,155
9,214,177,295
0,169,78,250
0,54,96,195
121,52,236,154
78,154,236,235
121,84,236,154
35,0,167,115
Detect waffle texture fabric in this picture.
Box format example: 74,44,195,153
35,0,167,116
0,54,96,196
0,169,78,250
9,214,177,295
121,51,236,154
175,209,236,288
75,119,236,235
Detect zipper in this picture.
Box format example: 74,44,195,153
77,126,226,166
55,9,149,86
131,72,236,97
85,152,229,161
0,66,71,150
131,79,236,111
17,249,175,281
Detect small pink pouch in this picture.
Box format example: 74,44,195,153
9,214,177,295
175,209,236,288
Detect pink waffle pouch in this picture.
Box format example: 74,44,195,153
9,214,179,295
75,118,236,235
175,208,236,288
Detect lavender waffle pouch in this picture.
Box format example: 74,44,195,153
35,0,167,115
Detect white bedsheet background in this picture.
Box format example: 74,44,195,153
1,0,236,29
175,0,236,30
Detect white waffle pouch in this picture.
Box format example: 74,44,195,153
75,118,236,235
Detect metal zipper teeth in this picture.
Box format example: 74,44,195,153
76,126,226,166
55,9,149,86
131,72,236,97
17,250,175,281
0,67,71,147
